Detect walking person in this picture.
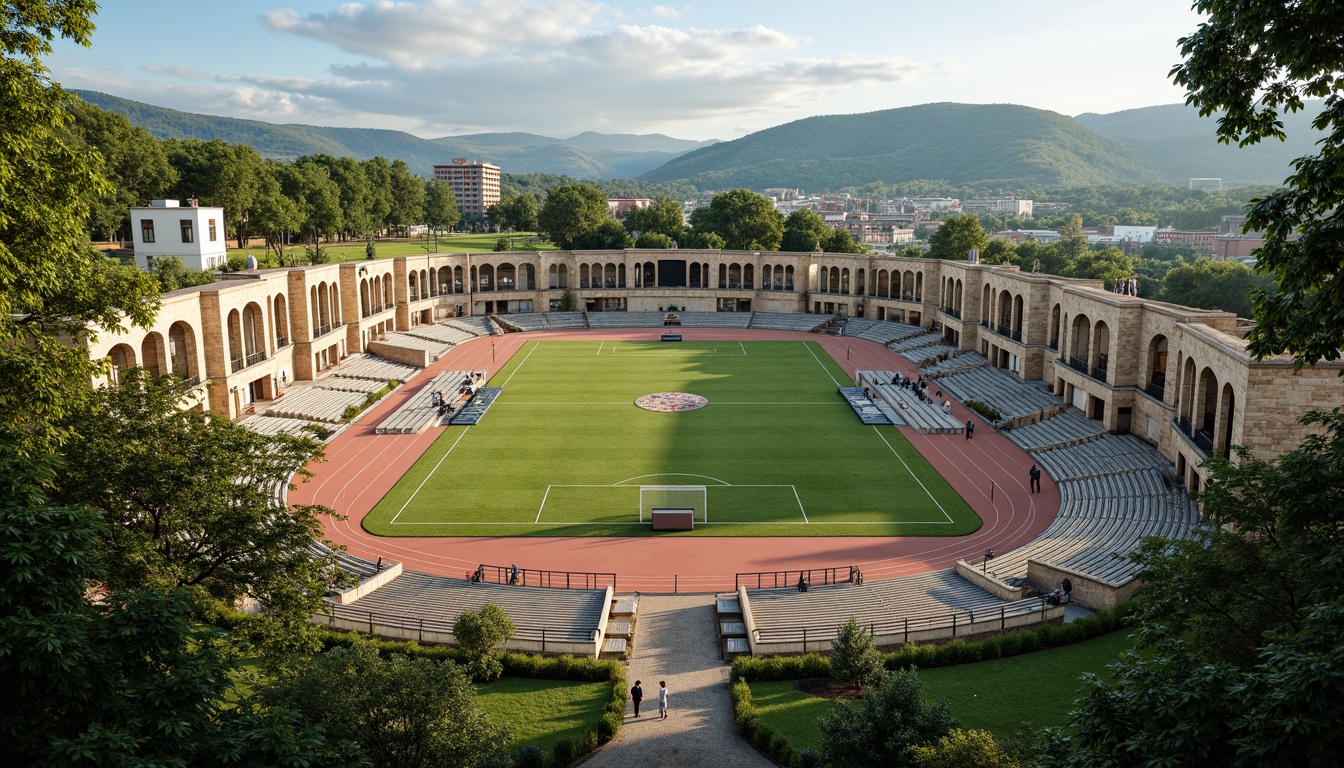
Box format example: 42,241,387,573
1029,464,1041,493
965,419,975,440
630,680,643,717
658,680,668,720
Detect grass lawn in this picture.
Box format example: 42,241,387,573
749,630,1135,753
475,677,613,753
363,340,979,537
227,232,555,264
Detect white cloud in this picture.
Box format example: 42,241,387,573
143,65,212,81
649,4,679,19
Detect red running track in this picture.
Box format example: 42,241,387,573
290,327,1058,592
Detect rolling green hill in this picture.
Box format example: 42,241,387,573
637,103,1165,189
71,90,712,180
1075,102,1326,185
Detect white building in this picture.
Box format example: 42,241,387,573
130,200,227,271
1110,225,1157,243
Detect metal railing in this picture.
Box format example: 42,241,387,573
244,350,266,368
1145,382,1165,401
316,323,337,337
472,563,616,590
1174,417,1212,454
276,336,289,348
1064,356,1089,374
942,306,962,319
753,596,1055,650
735,566,858,590
1091,362,1108,383
324,604,600,653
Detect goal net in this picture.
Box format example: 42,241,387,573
638,485,708,523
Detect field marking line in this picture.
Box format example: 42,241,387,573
534,485,552,523
871,425,954,523
740,341,747,356
803,341,842,387
597,340,604,356
791,485,809,523
499,340,541,388
388,427,472,524
385,520,954,526
613,472,730,486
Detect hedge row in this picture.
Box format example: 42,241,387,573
732,678,804,767
341,380,400,422
317,628,624,682
731,603,1133,682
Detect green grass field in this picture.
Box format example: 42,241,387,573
228,232,554,264
748,631,1134,751
475,678,613,753
363,340,980,537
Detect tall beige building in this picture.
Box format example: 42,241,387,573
432,158,501,220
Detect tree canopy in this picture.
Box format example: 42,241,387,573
622,195,686,242
689,188,784,250
781,209,830,252
538,182,612,249
926,215,988,260
1171,0,1344,367
819,668,956,768
1158,258,1270,319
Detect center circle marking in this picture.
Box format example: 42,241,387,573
635,392,708,412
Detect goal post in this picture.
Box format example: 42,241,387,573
638,485,708,523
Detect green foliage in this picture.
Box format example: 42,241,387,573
819,668,957,768
264,642,510,768
538,183,612,249
488,194,540,233
911,729,1019,768
689,188,784,250
573,219,633,250
424,179,461,232
731,679,796,765
65,98,177,241
681,229,726,249
927,215,989,261
831,618,885,690
494,236,512,252
55,369,340,639
514,744,545,768
781,209,831,252
453,604,517,682
733,653,832,683
559,290,577,311
634,231,673,249
147,254,215,291
1172,0,1344,366
1157,257,1270,318
622,195,686,241
964,400,1003,422
551,738,576,766
1062,246,1134,289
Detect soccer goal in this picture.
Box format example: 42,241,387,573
638,485,708,524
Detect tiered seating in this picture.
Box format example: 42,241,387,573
586,312,668,328
922,352,990,377
445,316,497,336
326,354,420,383
376,332,453,362
749,312,831,332
857,371,963,434
265,387,367,423
1002,409,1106,452
545,311,590,329
899,343,960,366
676,312,752,328
839,317,878,337
888,331,944,353
317,376,389,393
237,415,323,437
404,323,478,346
851,319,923,345
746,569,1045,645
498,314,550,332
329,570,609,645
936,366,1062,423
375,370,479,435
1035,433,1171,479
500,312,591,331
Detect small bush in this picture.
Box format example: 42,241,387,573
769,732,794,765
794,748,823,768
753,722,777,751
580,729,599,754
551,739,576,766
965,399,1004,422
514,744,545,768
732,653,830,682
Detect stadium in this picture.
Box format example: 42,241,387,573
86,247,1342,657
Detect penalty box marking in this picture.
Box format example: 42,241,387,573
536,482,806,524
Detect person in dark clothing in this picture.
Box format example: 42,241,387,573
509,563,519,584
1029,464,1041,493
966,419,975,440
631,680,644,717
796,574,808,593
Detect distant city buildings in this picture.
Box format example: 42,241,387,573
130,199,227,271
1154,229,1218,254
1188,178,1223,191
607,198,653,218
962,197,1034,217
432,158,501,220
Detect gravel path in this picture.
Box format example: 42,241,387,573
582,594,772,767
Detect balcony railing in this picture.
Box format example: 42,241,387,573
942,306,962,319
1145,382,1165,401
315,323,337,337
183,375,201,388
1090,362,1107,383
1175,416,1212,455
229,351,266,373
1064,356,1089,374
276,336,289,348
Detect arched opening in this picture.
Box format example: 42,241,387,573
642,261,655,287
330,284,340,326
479,264,495,291
1012,295,1024,336
1218,382,1236,459
1146,335,1168,399
1179,355,1197,422
227,309,243,370
982,284,992,323
1049,304,1061,349
827,266,839,293
408,271,419,301
617,263,626,288
242,302,266,361
1197,367,1220,451
360,278,370,316
784,265,795,291
1070,314,1091,371
855,268,865,296
954,279,963,312
140,332,167,379
603,263,617,288
1092,321,1110,380
690,262,702,288
744,263,754,289
421,268,429,296
839,267,849,294
108,343,136,385
497,263,516,291
439,266,453,294
878,270,890,298
381,275,391,308
729,263,743,289
168,322,198,381
914,272,923,301
454,266,464,293
997,290,1013,331
718,263,728,288
274,294,289,346
579,263,590,289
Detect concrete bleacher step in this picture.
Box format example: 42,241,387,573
265,387,367,423
601,638,628,658
720,620,746,637
612,595,639,617
375,370,482,435
605,619,632,638
714,596,740,617
329,354,421,382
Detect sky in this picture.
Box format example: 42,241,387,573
49,1,1207,142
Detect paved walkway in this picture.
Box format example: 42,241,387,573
582,595,772,768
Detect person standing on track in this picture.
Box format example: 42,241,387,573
965,419,975,440
1029,464,1041,493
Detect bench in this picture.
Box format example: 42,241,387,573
651,509,694,531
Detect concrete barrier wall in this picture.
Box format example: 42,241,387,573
367,341,429,369
956,559,1033,600
1026,560,1139,612
330,561,403,605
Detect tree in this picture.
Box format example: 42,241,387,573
1056,213,1089,263
147,254,215,292
310,154,374,240
165,138,266,248
252,162,304,263
781,209,830,252
635,231,673,249
1063,246,1134,290
980,238,1017,265
277,159,343,254
824,227,867,254
623,195,685,241
830,617,884,690
265,643,512,768
424,180,461,237
911,729,1019,768
689,189,784,250
1171,1,1344,367
488,194,539,233
819,668,956,768
927,215,989,260
388,159,425,231
0,1,161,451
66,100,176,241
1158,258,1270,319
538,183,611,249
55,370,341,634
360,157,394,235
452,604,516,682
1038,409,1344,765
574,219,634,250
0,453,360,768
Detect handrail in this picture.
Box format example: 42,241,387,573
752,595,1052,648
735,565,859,590
324,604,599,652
473,563,616,590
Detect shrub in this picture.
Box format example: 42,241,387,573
580,729,598,754
514,744,546,768
551,738,576,766
794,748,823,768
732,653,830,682
965,399,1003,422
769,732,794,765
831,617,884,689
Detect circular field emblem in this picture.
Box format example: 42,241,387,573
635,392,708,412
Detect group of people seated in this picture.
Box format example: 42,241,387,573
430,390,455,416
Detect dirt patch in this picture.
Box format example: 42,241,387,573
794,678,863,700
